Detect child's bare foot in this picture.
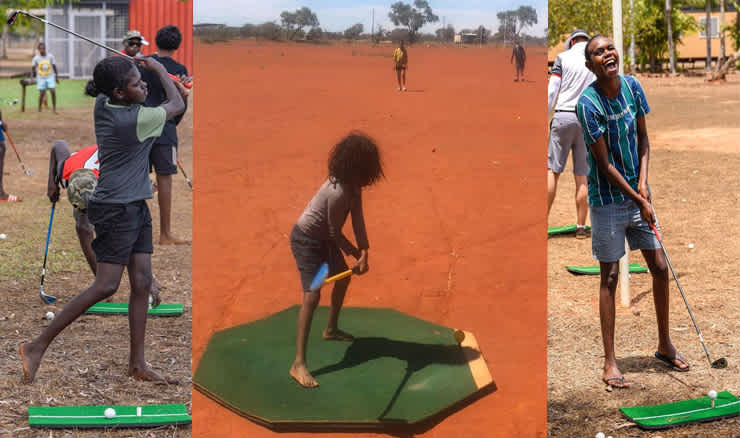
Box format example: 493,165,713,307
323,328,354,341
290,362,318,388
128,364,179,384
19,342,42,384
158,235,191,245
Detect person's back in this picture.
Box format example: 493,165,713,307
551,41,595,112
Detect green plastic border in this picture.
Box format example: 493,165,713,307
28,403,191,428
85,302,184,316
621,391,740,429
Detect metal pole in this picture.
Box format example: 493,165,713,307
613,0,624,75
666,0,676,73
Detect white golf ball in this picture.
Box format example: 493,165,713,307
104,408,116,419
596,433,605,438
0,233,6,239
709,390,718,399
688,243,695,249
149,295,153,304
45,311,54,320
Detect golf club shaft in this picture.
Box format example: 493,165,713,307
41,202,55,288
649,221,715,366
10,11,192,88
176,160,193,189
4,131,31,173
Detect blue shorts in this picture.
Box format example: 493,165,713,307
590,199,661,262
37,76,56,90
290,224,348,292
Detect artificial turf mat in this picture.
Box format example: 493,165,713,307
194,306,492,430
621,391,740,429
85,302,183,316
28,403,191,428
548,224,590,236
566,263,649,275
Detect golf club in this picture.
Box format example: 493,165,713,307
176,159,193,190
6,10,192,88
649,211,727,369
309,264,354,292
40,202,58,304
4,131,34,175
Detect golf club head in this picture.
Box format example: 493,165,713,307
40,286,57,304
24,168,35,176
711,357,728,369
6,11,20,26
309,263,329,292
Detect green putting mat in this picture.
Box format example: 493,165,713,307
621,391,740,429
566,263,648,275
85,302,184,316
29,403,191,428
194,306,493,431
548,224,590,236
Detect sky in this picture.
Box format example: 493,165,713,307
194,0,547,37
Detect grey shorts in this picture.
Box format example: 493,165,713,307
590,199,661,262
548,111,588,175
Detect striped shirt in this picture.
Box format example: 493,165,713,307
576,75,650,206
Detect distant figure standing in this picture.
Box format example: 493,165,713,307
32,43,59,113
0,110,22,202
393,40,408,91
511,41,526,82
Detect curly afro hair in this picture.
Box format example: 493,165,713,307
328,131,384,188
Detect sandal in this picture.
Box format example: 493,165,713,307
655,351,690,372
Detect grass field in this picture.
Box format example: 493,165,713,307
0,78,91,115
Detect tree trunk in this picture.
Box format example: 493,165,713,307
666,0,676,73
720,0,725,64
706,0,712,70
707,47,740,80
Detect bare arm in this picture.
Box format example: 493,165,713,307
47,141,70,202
636,116,651,201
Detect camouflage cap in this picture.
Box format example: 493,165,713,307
67,169,97,211
122,30,150,46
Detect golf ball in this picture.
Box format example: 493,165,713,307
45,311,54,320
454,329,465,344
709,390,718,399
688,243,695,249
0,234,6,239
149,295,153,304
595,433,605,438
104,408,116,419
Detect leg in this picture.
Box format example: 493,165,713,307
547,169,561,216
598,261,628,386
324,277,353,340
395,69,402,90
0,141,6,198
20,263,124,383
126,252,176,382
156,173,188,244
291,290,320,387
38,89,45,112
401,69,406,90
575,174,589,227
50,89,57,113
75,210,97,275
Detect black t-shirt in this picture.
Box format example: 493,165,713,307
140,54,188,146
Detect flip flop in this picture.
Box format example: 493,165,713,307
0,194,22,203
655,351,691,372
603,376,630,389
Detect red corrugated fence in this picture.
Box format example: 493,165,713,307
129,0,193,74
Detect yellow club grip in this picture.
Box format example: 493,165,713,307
324,269,353,285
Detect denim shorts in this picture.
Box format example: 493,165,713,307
590,198,661,262
290,225,348,292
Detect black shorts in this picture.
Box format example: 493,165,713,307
290,224,348,292
150,143,177,175
88,200,153,265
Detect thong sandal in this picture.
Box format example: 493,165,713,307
0,194,22,203
655,351,691,372
603,376,630,389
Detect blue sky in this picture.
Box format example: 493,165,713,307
195,0,546,36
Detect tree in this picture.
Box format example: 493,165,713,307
306,26,323,40
257,22,282,41
280,7,319,40
344,23,364,40
498,6,537,44
373,25,388,43
388,27,411,42
388,0,439,42
547,0,613,47
633,0,696,72
435,24,455,42
2,0,76,59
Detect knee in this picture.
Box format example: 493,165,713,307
651,259,669,280
334,277,350,290
602,269,620,291
303,291,320,308
75,221,94,238
131,271,153,295
95,279,119,298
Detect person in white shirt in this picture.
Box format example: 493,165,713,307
547,29,595,238
31,43,59,113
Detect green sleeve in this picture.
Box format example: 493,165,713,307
136,106,166,142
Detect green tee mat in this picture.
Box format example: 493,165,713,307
194,306,493,432
28,403,191,428
621,391,740,429
548,224,590,236
566,263,649,275
85,302,184,316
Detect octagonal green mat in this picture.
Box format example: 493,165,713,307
194,306,493,431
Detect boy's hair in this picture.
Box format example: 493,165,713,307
84,56,136,97
155,25,182,51
328,132,384,188
584,34,605,62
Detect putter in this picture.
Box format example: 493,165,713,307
649,213,727,369
6,10,192,88
40,202,58,304
176,160,193,190
4,131,34,175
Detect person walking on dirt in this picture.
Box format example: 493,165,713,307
547,29,594,238
576,35,689,390
393,40,408,91
0,110,22,203
20,55,184,385
31,42,59,113
511,40,526,82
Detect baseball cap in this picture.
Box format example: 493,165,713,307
565,29,590,50
122,30,150,46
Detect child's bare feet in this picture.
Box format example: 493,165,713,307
290,362,318,388
323,328,354,341
128,364,178,384
19,342,42,384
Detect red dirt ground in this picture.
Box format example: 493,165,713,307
192,40,547,437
